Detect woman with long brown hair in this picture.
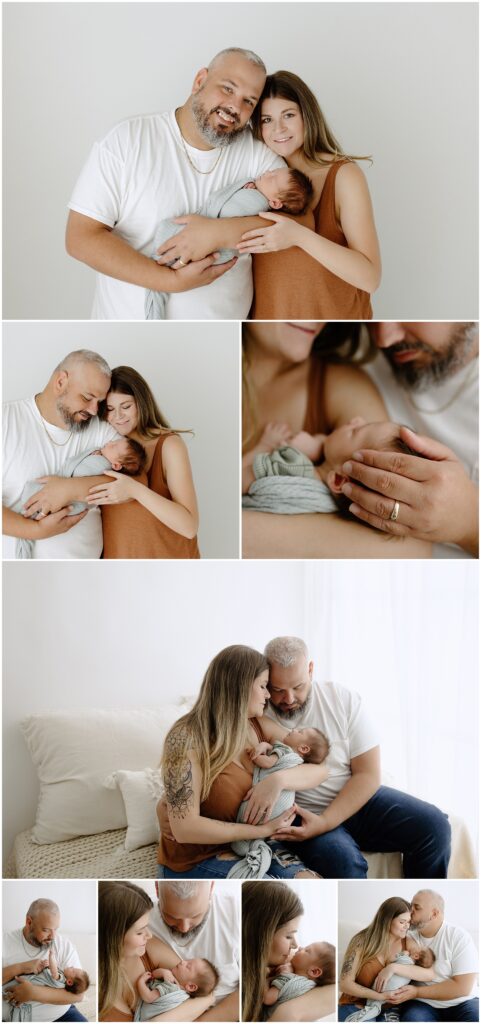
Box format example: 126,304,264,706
339,897,435,1021
237,70,381,320
242,881,335,1022
157,644,329,879
98,881,213,1022
87,366,200,559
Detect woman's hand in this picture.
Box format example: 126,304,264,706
271,805,327,842
155,215,223,265
241,775,284,824
236,212,304,254
262,805,296,836
372,965,394,992
342,427,479,554
87,470,137,505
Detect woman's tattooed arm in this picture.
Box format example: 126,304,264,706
340,939,362,978
163,725,194,818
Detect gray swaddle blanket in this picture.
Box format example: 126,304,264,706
3,968,69,1022
145,180,270,320
264,973,316,1019
227,742,302,879
134,979,189,1021
242,447,338,515
344,954,415,1022
14,451,112,559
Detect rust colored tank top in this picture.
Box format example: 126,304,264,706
101,433,200,560
158,718,267,873
251,160,372,320
100,953,154,1021
304,355,328,437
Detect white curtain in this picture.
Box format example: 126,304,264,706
303,561,478,843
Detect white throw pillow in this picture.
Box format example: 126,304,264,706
106,768,163,851
21,703,190,844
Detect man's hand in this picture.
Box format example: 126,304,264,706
271,805,328,842
155,215,224,265
5,979,36,1005
167,254,237,291
20,958,47,975
342,428,479,554
32,508,88,538
372,965,395,992
22,477,76,518
383,984,416,1004
241,776,283,824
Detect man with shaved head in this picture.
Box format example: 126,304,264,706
2,898,87,1021
3,349,119,558
67,48,284,319
374,889,479,1020
147,881,239,1021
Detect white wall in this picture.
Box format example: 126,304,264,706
2,879,96,933
2,320,240,558
338,879,479,939
284,880,337,949
3,3,477,319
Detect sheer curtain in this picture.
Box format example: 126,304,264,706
303,562,478,843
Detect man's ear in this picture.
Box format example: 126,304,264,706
53,370,68,396
308,660,314,680
308,966,322,979
326,470,348,494
192,67,208,94
186,982,198,993
269,199,283,210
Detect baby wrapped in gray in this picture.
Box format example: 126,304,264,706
265,973,316,1019
3,967,70,1022
14,451,112,559
227,741,302,879
242,447,338,515
145,180,270,320
133,978,189,1021
344,954,417,1022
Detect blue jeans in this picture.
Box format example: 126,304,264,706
338,1006,392,1022
54,1008,88,1022
158,837,316,879
399,998,479,1021
294,787,451,878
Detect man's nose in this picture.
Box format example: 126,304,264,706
373,323,406,348
178,920,191,932
86,399,99,414
284,690,296,705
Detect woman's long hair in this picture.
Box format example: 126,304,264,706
162,645,268,803
342,897,412,980
242,881,304,1022
98,881,153,1018
251,71,371,166
242,323,375,452
99,366,192,439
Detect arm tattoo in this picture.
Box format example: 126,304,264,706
341,940,361,979
163,726,194,819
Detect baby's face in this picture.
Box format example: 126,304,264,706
172,958,205,990
323,418,401,472
254,168,292,208
284,727,316,753
101,439,130,465
291,943,325,973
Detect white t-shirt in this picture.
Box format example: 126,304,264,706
407,923,478,1008
148,888,239,1005
69,111,284,320
367,354,479,559
2,929,81,1022
263,681,379,812
2,398,118,559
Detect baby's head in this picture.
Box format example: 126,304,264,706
290,942,336,985
172,958,219,997
63,967,90,995
284,727,330,764
100,438,147,477
255,168,313,214
405,939,435,968
321,418,424,498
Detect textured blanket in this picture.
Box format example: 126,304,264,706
242,447,338,514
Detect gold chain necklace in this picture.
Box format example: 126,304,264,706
35,396,73,446
177,121,224,175
407,359,478,415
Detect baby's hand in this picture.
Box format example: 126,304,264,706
151,968,176,984
248,742,272,760
259,422,293,451
290,430,326,462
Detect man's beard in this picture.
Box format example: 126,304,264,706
163,910,210,943
24,927,52,950
381,323,478,390
56,400,92,431
268,691,312,721
191,94,247,148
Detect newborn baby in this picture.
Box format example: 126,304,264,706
249,727,330,768
3,950,89,1022
345,940,436,1023
15,438,147,558
134,958,218,1022
145,167,313,319
264,942,336,1018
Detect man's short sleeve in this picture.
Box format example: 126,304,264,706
450,931,479,975
248,138,285,177
68,123,128,228
55,936,81,970
343,686,379,760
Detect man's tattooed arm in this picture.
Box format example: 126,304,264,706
163,725,195,819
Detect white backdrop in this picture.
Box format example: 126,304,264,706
3,2,478,319
338,879,479,941
2,561,477,867
2,880,96,933
2,321,240,558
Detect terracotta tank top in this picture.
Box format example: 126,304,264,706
100,952,154,1021
101,433,200,560
339,939,407,1007
158,718,267,873
251,160,373,320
